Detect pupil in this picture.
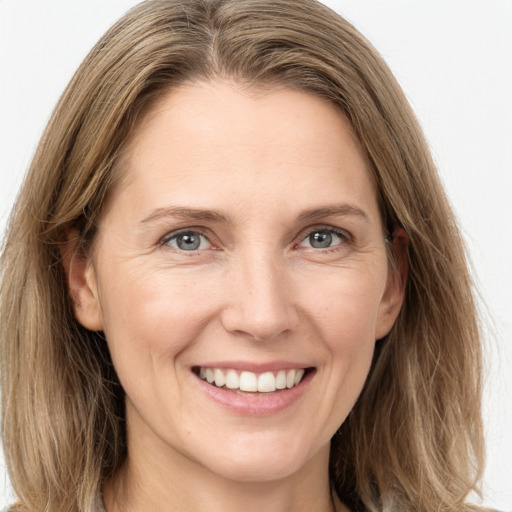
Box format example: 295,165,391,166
177,233,200,250
310,231,332,248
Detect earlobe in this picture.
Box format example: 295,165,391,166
375,226,408,340
60,230,104,331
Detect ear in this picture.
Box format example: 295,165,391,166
375,227,408,340
60,230,104,331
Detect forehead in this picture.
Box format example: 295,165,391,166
108,80,378,223
124,80,365,163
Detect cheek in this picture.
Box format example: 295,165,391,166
298,264,386,345
97,265,216,380
300,266,385,399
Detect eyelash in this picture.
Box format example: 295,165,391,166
160,226,352,254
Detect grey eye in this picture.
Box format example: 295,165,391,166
165,231,211,251
300,229,345,249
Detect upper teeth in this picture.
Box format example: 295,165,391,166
198,368,306,393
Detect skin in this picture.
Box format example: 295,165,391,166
67,80,405,512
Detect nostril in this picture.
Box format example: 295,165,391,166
220,309,298,342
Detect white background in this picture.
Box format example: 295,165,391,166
0,0,511,509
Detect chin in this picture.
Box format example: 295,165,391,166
189,431,327,483
202,455,309,483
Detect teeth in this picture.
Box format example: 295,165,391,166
197,367,307,393
239,371,258,392
286,369,296,389
225,369,239,389
258,372,276,392
214,368,226,387
275,370,287,389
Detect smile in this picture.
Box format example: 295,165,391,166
196,367,307,393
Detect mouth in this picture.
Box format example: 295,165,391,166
192,366,313,394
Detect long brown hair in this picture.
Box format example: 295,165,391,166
1,1,484,510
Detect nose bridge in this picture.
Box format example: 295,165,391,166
221,242,297,341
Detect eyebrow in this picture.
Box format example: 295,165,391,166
140,203,369,226
297,204,369,223
140,206,230,225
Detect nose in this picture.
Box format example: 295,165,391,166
220,250,299,341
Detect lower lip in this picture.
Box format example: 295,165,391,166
194,370,314,416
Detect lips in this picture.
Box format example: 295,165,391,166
196,367,307,393
192,364,315,415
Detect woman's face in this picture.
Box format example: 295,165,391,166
74,81,404,483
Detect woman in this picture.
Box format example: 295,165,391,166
0,1,488,511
